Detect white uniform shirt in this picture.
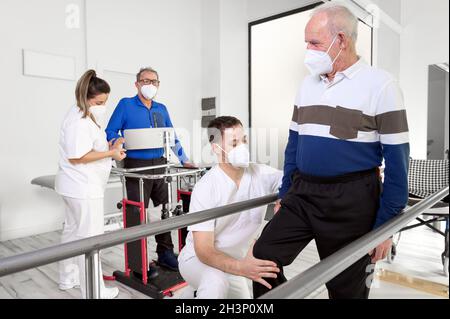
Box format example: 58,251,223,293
55,106,112,199
180,164,283,262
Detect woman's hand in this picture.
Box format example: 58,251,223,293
111,148,126,161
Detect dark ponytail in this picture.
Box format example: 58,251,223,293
75,70,110,120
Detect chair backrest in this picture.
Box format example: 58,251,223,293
408,159,449,199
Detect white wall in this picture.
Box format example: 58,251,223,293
247,0,318,22
370,0,401,79
0,0,86,241
400,0,449,159
86,0,202,157
199,0,249,127
0,0,203,241
219,0,249,126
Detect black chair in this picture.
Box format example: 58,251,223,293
387,159,449,277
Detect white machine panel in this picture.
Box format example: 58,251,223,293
123,128,175,150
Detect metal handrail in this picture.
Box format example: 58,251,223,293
112,169,206,181
0,194,278,278
260,186,449,299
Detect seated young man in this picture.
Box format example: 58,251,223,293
178,116,282,299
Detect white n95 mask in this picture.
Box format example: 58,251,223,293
215,143,250,168
89,104,107,121
141,84,158,100
304,35,342,76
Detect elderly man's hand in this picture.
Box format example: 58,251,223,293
183,162,197,169
109,138,125,150
274,200,282,214
369,238,392,263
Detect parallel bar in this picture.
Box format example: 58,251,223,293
111,164,174,174
85,250,100,299
112,169,205,181
260,186,449,299
0,194,278,277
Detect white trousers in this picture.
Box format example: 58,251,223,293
179,255,251,299
59,196,107,298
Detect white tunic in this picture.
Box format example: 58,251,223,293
180,164,283,262
55,106,111,199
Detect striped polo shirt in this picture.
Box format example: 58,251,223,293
280,59,410,228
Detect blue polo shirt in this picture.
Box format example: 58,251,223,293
105,95,189,163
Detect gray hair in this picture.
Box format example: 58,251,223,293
136,67,159,82
312,2,359,42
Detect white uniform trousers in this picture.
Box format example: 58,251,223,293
59,196,107,298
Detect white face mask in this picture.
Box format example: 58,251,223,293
304,35,342,76
89,104,107,121
215,143,250,168
141,84,158,100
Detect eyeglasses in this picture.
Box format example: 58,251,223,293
139,79,160,86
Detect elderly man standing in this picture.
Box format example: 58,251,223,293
253,3,409,299
106,67,194,272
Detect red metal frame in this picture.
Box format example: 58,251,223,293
122,199,130,277
122,199,148,285
118,188,193,296
103,275,116,281
163,281,188,297
177,189,192,202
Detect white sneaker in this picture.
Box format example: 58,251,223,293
100,287,119,299
59,282,80,291
178,285,196,299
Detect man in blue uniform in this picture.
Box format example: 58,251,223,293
106,67,194,271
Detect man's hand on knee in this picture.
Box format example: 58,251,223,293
238,242,280,289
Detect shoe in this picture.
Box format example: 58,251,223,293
132,263,159,281
157,250,179,271
148,263,159,279
59,282,80,291
179,285,196,299
100,287,119,299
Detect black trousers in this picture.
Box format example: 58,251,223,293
124,157,174,254
253,168,381,299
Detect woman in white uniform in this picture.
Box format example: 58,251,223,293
178,116,282,299
55,70,126,299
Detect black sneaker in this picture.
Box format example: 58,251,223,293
157,250,179,271
132,263,158,281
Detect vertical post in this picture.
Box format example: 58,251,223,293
120,175,131,276
138,177,148,285
167,177,173,213
121,175,127,200
139,178,146,222
164,130,171,164
164,130,172,212
85,250,101,299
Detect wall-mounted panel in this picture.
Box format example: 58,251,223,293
23,49,76,81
